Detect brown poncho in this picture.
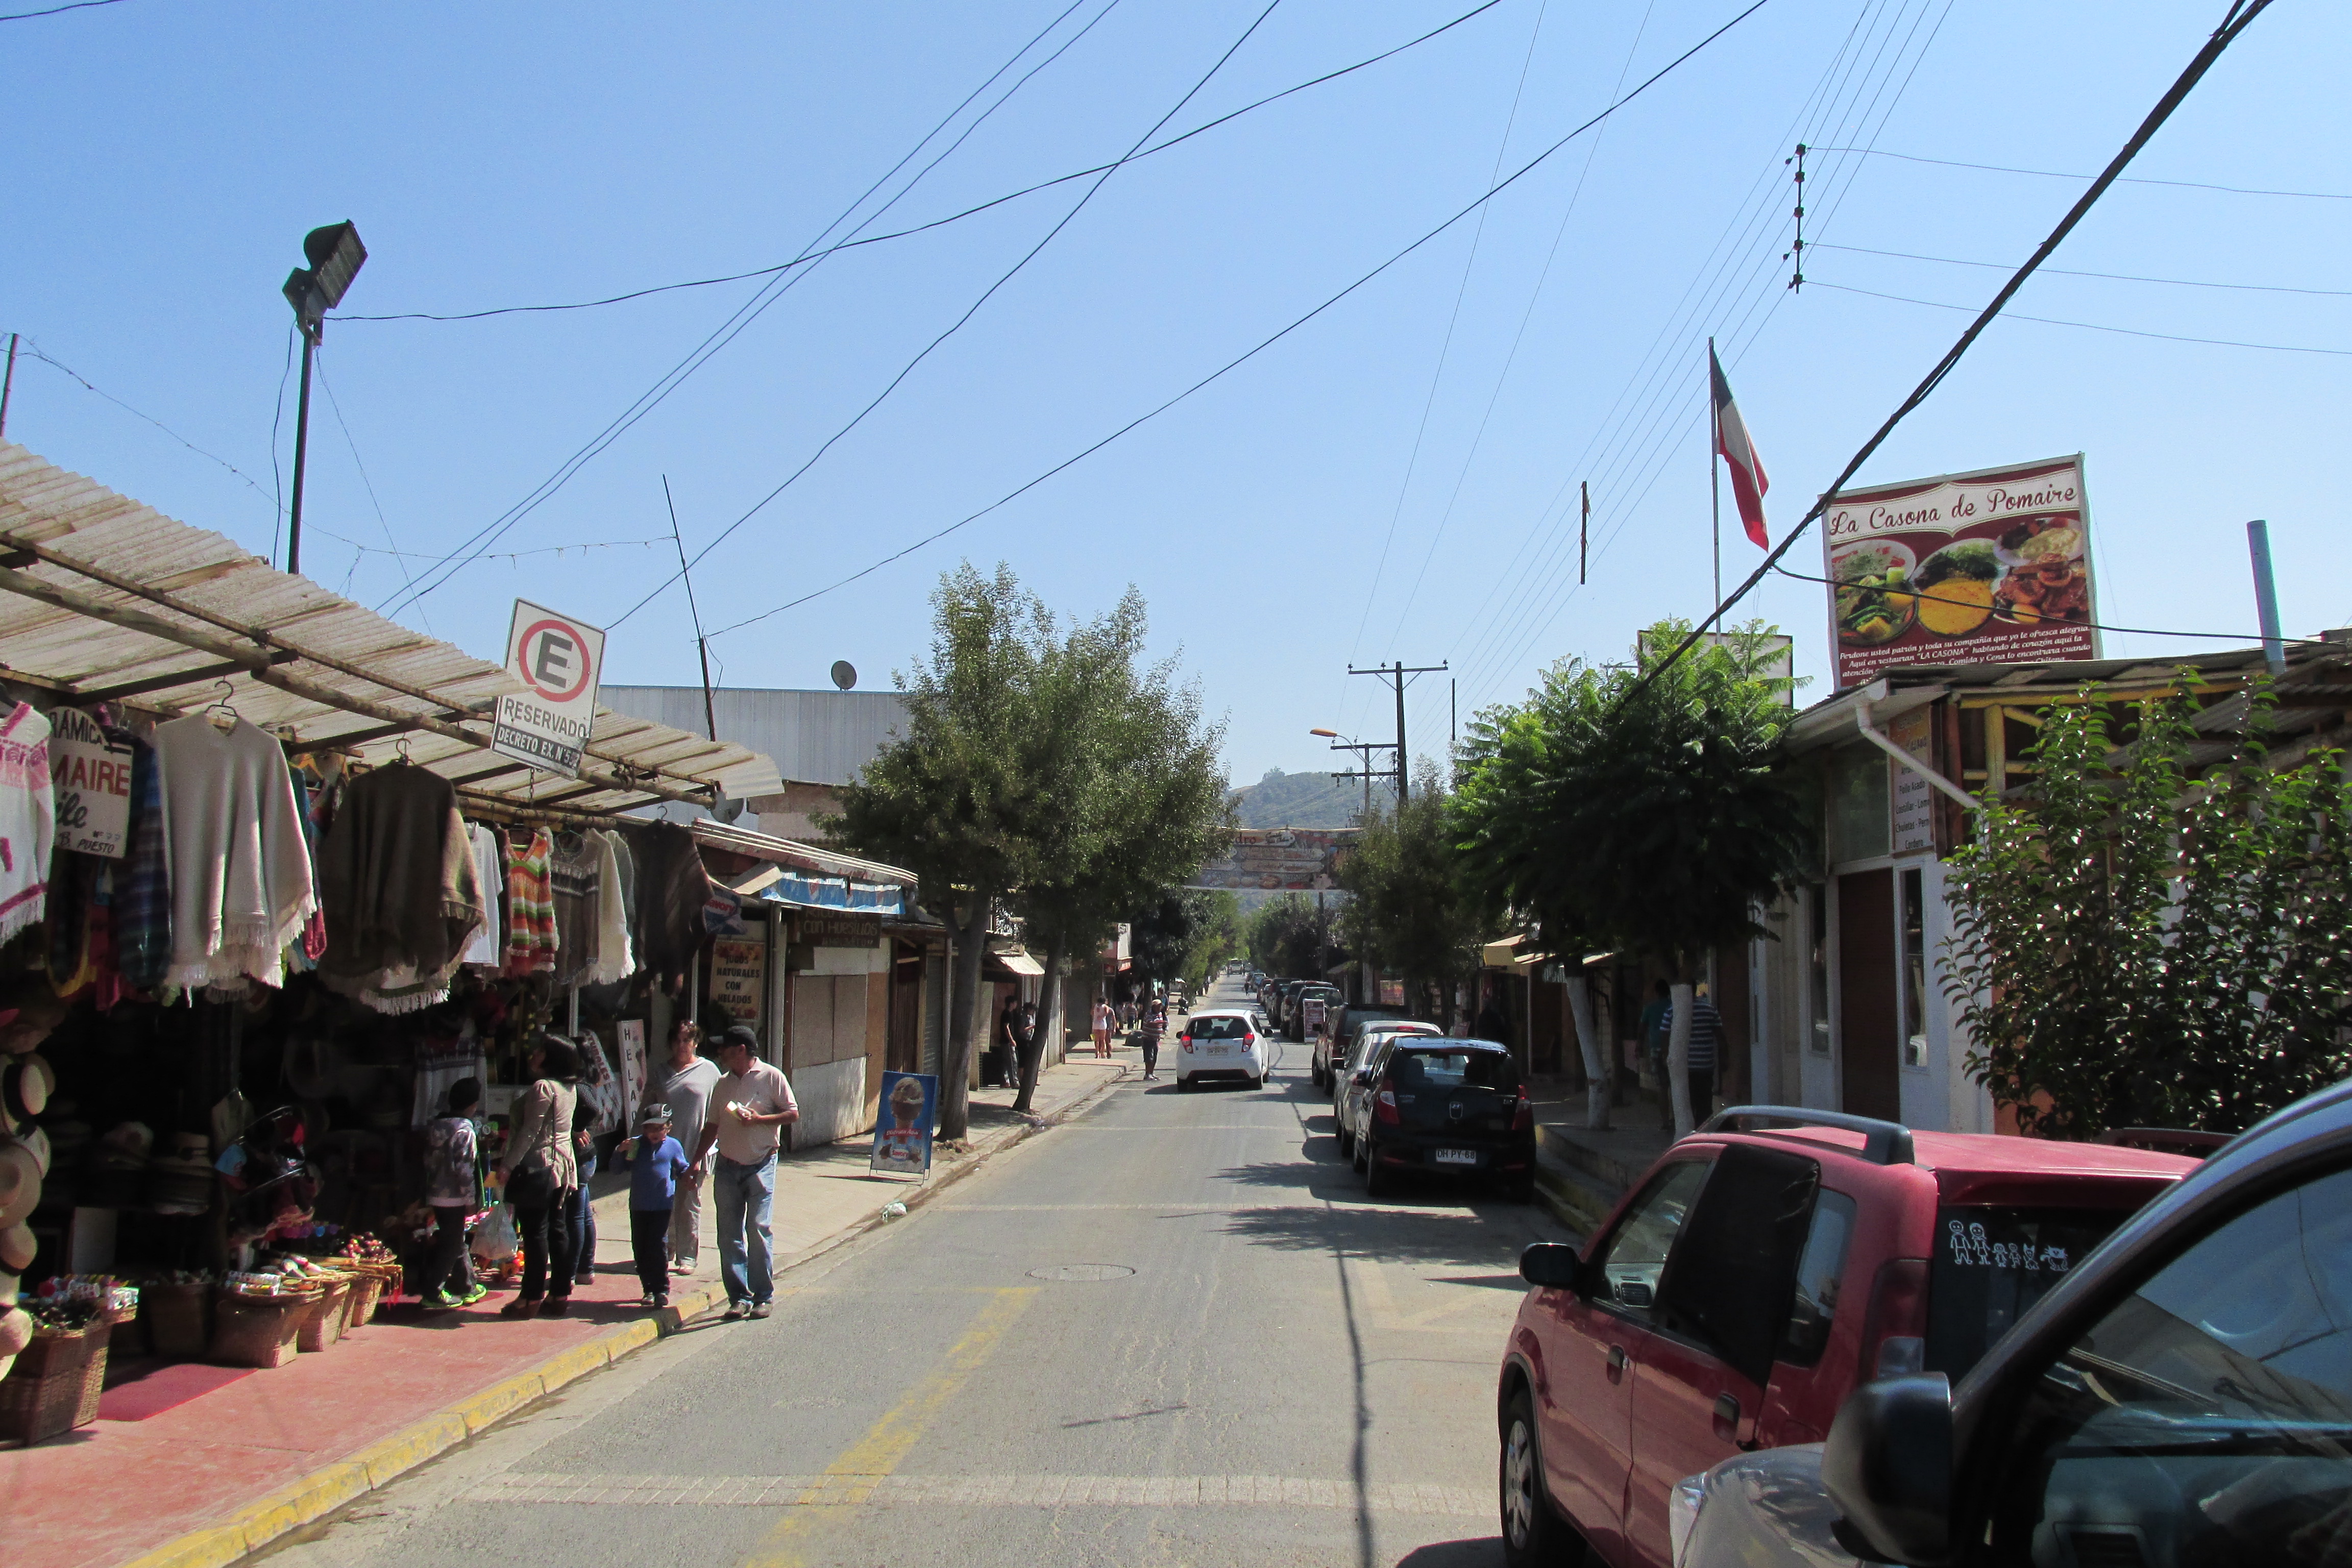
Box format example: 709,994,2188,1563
316,764,486,1012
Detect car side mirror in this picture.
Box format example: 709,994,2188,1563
1822,1374,1953,1567
1518,1242,1581,1291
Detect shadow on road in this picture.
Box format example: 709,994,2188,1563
1217,1197,1548,1270
1393,1537,1503,1566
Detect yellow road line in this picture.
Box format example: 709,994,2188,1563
742,1286,1038,1567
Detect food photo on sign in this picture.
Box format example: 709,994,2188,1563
1823,454,2097,687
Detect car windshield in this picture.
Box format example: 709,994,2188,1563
1189,1015,1253,1040
1391,1047,1519,1092
1926,1205,2137,1379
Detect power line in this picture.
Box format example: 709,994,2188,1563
1626,0,2278,708
1764,562,2329,647
376,0,1112,618
1811,278,2352,358
1804,143,2351,201
1816,241,2352,298
333,0,1503,329
313,353,433,628
705,0,1780,644
0,0,126,19
609,0,1292,631
13,337,274,502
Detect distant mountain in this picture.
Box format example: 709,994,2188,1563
1230,768,1369,829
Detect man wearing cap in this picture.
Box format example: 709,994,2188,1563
694,1024,798,1320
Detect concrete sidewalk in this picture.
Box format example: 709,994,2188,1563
1524,1079,1672,1239
1,1054,1126,1568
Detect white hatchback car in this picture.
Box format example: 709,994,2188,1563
1173,1009,1268,1090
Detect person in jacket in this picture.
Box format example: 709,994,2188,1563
619,1104,691,1309
420,1076,486,1309
499,1035,579,1319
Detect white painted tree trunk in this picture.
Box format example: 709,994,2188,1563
1566,975,1609,1130
1668,980,1696,1138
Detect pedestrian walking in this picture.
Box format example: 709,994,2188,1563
565,1031,622,1287
1667,989,1724,1123
619,1106,691,1309
658,1019,721,1276
420,1077,485,1309
693,1024,799,1320
1091,997,1114,1059
1139,998,1166,1081
498,1036,579,1319
1638,979,1674,1131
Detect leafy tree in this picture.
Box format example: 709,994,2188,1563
1945,684,2352,1136
1128,889,1229,991
1454,621,1808,1133
1246,893,1336,980
830,564,1050,1140
1337,761,1483,1026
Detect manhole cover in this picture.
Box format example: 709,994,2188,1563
1026,1263,1136,1282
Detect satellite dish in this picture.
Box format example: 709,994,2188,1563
830,660,857,691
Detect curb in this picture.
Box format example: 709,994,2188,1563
115,1062,1131,1568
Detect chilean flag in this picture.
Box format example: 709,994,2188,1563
1710,345,1770,548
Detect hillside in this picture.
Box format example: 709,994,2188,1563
1230,767,1367,829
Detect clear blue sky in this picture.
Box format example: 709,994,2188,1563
5,0,2344,787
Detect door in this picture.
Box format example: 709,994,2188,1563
1539,1158,1712,1562
1836,868,1899,1120
888,951,921,1074
1624,1144,1822,1567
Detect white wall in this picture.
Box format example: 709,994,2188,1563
794,1056,867,1147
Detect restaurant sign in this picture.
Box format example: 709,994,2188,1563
1825,454,2096,688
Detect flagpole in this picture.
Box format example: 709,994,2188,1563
1709,335,1722,608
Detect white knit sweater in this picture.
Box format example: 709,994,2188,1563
0,704,53,944
155,715,317,991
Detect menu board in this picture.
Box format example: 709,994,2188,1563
708,933,767,1034
1824,455,2097,688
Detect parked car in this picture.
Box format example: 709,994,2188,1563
1494,1107,2196,1568
1341,1036,1535,1201
1334,1020,1443,1147
1669,1082,2352,1568
1173,1009,1267,1091
1288,983,1341,1042
1314,1003,1407,1089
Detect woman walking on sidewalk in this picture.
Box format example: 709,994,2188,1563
1091,997,1114,1059
499,1036,579,1319
1139,999,1166,1081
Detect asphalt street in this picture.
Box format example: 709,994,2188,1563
265,977,1570,1567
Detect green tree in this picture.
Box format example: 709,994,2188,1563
1454,621,1808,1133
1945,684,2352,1136
1337,762,1482,1026
1127,889,1228,991
1246,893,1335,980
830,564,1051,1140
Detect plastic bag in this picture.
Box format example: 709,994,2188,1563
471,1205,517,1266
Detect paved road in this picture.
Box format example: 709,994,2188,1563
271,977,1569,1567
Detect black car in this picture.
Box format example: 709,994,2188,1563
1351,1037,1535,1202
1313,1003,1404,1089
1286,983,1340,1042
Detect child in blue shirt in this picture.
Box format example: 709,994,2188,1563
619,1106,691,1308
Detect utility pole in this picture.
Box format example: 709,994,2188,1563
0,333,17,441
1348,660,1444,802
664,476,718,741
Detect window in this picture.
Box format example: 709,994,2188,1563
1826,743,1891,863
1393,1047,1520,1092
1189,1015,1254,1040
1597,1160,1712,1317
1781,1190,1858,1366
1927,1206,2133,1381
1985,1166,2352,1566
1899,866,1928,1069
1653,1144,1823,1386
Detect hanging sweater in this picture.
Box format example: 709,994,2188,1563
548,830,600,987
315,763,486,1013
631,822,712,992
111,732,170,991
154,715,315,991
503,828,558,977
584,829,634,984
0,703,54,944
457,824,503,968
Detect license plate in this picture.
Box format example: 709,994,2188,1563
1207,1044,1232,1055
1433,1148,1479,1166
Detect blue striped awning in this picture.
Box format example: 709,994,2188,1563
757,873,905,917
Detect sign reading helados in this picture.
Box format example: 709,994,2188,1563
1823,454,2098,689
490,599,605,778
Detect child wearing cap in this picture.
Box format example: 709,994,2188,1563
618,1106,691,1308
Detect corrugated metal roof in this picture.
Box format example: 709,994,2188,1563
0,443,781,816
688,818,916,890
600,685,909,788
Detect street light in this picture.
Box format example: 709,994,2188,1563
280,221,366,576
1313,727,1395,821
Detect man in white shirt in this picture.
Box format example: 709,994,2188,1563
694,1025,799,1319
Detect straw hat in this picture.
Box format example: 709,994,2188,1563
0,1268,18,1304
0,1140,36,1227
2,1052,51,1120
0,1222,33,1271
0,1306,30,1358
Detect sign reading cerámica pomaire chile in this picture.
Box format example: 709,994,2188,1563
491,598,605,778
1823,454,2097,689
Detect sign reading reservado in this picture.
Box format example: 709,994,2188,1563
491,599,605,778
1823,454,2097,689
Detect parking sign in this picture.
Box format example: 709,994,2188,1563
490,599,605,777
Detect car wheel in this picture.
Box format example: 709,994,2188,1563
1350,1130,1365,1170
1175,1076,1193,1093
1311,1062,1326,1089
1336,1125,1353,1159
1500,1390,1574,1567
1362,1142,1387,1197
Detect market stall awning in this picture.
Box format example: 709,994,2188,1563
690,819,912,916
988,950,1044,978
0,444,782,818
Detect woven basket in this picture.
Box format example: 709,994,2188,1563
343,1269,385,1328
296,1277,354,1352
210,1289,317,1369
0,1321,111,1446
144,1282,212,1359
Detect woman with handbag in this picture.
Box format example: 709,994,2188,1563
499,1035,580,1318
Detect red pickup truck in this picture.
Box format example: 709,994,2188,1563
1496,1107,2195,1568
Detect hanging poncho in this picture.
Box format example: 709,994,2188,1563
585,829,634,984
503,827,558,977
548,829,600,987
315,762,486,1014
631,821,712,993
154,714,316,992
457,823,503,969
0,703,53,945
111,733,170,992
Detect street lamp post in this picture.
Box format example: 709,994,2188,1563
280,222,367,576
1310,727,1396,821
